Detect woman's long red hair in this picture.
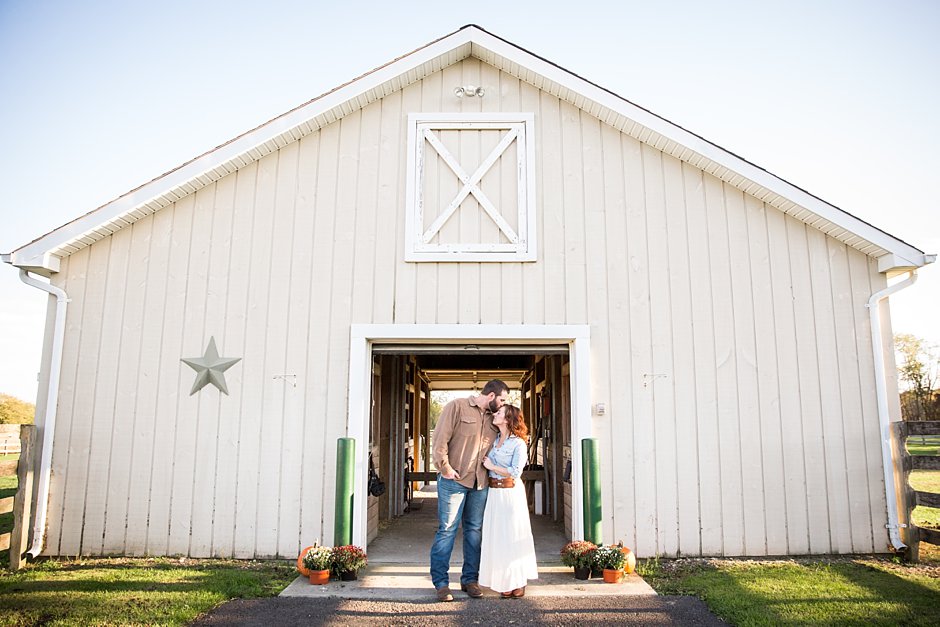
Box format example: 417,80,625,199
504,405,529,441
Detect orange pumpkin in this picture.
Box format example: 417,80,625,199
297,545,318,576
621,547,636,574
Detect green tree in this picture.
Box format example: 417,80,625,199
0,393,35,424
895,334,940,422
429,393,445,431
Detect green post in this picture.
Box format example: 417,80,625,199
334,437,356,546
581,438,602,544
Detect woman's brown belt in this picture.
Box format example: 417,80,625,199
488,477,515,488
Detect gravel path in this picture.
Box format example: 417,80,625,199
191,595,725,626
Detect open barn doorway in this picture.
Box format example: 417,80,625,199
365,346,573,564
346,324,593,552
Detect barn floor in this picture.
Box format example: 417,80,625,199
368,485,569,564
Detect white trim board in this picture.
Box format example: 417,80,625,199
346,324,592,548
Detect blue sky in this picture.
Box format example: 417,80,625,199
1,0,937,401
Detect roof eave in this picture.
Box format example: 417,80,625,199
3,250,60,276
8,24,928,273
879,252,936,277
467,28,927,265
8,27,477,272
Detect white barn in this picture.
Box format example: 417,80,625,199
3,25,934,560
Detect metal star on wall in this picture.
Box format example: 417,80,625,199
181,337,241,395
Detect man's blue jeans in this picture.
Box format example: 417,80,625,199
429,476,489,589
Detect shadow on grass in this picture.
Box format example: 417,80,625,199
2,575,270,594
680,561,940,626
0,561,295,625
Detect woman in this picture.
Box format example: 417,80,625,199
478,404,538,598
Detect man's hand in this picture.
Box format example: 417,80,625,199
441,468,461,480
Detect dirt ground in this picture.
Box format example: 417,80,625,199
192,594,726,626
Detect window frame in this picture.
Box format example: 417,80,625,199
404,112,537,262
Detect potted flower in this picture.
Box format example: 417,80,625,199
331,545,368,580
302,545,333,584
297,544,318,577
560,540,597,580
593,545,627,583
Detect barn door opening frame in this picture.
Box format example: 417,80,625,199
347,324,591,548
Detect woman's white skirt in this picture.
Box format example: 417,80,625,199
478,482,538,593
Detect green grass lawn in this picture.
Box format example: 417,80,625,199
906,435,939,531
907,436,940,456
910,469,940,530
0,557,295,626
639,556,940,626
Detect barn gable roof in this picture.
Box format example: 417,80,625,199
3,25,931,276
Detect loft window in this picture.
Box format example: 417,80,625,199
405,113,536,262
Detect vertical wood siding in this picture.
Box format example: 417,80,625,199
46,57,890,557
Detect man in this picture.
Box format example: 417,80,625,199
430,379,509,602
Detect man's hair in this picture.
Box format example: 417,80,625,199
481,379,509,397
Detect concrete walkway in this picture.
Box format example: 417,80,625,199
280,563,656,601
197,489,725,624
363,486,569,564
281,487,656,601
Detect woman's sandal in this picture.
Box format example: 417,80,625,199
500,591,513,599
511,587,525,598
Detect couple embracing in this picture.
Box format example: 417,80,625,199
429,379,538,601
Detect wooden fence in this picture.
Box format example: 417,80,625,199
0,424,35,570
891,420,940,561
0,430,22,455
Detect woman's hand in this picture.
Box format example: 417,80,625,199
482,457,495,471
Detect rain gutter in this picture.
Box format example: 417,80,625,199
866,270,916,554
17,269,69,558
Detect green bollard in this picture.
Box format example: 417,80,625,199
334,437,356,546
581,438,602,544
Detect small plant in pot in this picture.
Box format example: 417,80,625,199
331,545,368,580
302,545,333,584
593,545,627,583
560,540,597,580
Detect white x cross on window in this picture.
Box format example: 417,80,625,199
420,127,520,244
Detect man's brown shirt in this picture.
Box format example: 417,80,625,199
432,395,497,489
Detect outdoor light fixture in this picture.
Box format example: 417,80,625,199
454,85,485,98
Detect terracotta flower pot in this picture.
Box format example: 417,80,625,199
308,569,330,584
573,566,591,580
602,568,624,583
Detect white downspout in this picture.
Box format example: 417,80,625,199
867,269,916,553
18,269,69,558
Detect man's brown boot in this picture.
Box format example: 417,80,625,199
435,586,454,602
460,582,483,598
